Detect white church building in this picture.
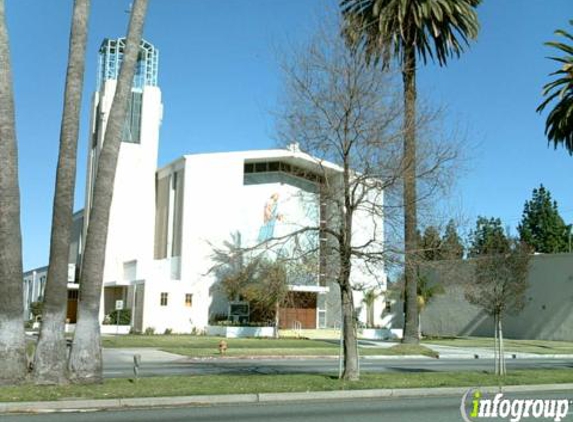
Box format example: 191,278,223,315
24,38,388,334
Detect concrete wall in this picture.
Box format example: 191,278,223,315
421,253,573,341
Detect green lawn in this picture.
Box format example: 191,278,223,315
1,370,572,402
161,343,438,358
102,335,335,349
423,337,573,355
102,335,438,358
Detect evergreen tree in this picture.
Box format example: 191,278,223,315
517,185,570,253
419,226,442,261
441,220,465,260
469,217,510,257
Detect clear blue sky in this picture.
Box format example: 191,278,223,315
5,0,572,270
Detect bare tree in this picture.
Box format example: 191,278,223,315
275,22,459,381
68,0,149,384
209,234,292,338
0,0,26,385
465,239,531,376
34,0,91,386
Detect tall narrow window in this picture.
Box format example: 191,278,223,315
154,176,170,259
160,292,168,306
172,170,184,257
122,91,143,144
185,294,193,307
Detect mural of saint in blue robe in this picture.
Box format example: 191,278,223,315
258,193,281,242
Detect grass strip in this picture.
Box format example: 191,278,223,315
103,335,438,358
102,336,338,349
1,370,572,403
159,344,438,358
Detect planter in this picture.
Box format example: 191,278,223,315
101,325,131,335
206,325,276,338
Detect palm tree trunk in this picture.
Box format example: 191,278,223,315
33,0,91,385
68,0,148,384
402,43,419,345
0,0,27,385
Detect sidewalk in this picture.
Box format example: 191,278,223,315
2,383,572,414
104,344,573,362
357,340,573,359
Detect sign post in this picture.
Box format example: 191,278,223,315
115,300,124,335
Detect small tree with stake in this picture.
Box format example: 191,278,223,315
465,217,531,376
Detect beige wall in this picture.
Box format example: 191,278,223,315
419,253,573,341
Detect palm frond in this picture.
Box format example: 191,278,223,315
538,21,573,155
341,0,481,67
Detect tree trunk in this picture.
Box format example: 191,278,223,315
493,313,499,375
0,0,27,385
274,301,280,339
68,0,148,384
402,44,419,345
498,314,506,376
34,0,91,385
340,279,359,381
338,156,359,381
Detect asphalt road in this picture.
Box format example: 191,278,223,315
3,391,573,422
103,355,573,378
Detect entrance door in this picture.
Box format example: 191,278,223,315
279,292,317,329
66,289,79,323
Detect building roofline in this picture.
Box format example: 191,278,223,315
157,145,343,175
23,266,48,277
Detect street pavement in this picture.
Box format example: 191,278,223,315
3,389,573,421
102,345,573,378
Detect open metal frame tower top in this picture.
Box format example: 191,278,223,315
97,38,159,91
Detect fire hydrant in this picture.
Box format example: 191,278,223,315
218,340,228,355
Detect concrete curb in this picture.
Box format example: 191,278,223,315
185,353,572,361
2,383,573,414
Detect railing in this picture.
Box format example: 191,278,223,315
292,320,302,338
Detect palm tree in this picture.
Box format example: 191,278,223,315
33,0,91,386
68,0,149,384
340,0,480,344
537,20,573,155
0,0,27,385
416,274,443,338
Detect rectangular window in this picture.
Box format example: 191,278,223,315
154,176,170,259
244,163,254,173
185,294,193,307
122,91,143,144
254,162,267,173
171,170,184,257
160,292,168,306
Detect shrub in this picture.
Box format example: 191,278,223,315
104,309,132,325
164,328,173,335
30,301,43,319
216,320,272,327
144,327,156,335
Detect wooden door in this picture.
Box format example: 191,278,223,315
279,292,317,329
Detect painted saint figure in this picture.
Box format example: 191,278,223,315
258,193,282,242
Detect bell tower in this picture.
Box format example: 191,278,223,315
84,38,163,285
